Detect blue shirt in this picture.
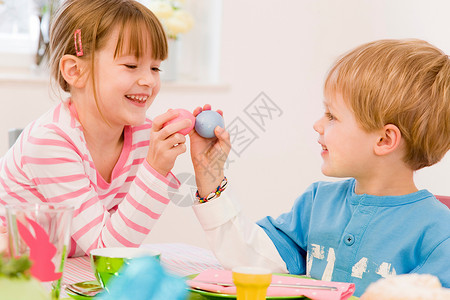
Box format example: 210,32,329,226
257,179,450,297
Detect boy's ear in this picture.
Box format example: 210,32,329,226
374,124,402,156
60,54,87,89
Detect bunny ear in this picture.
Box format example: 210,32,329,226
26,217,57,257
16,217,62,282
16,218,35,246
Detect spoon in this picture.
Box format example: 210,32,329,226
64,281,104,297
188,279,338,291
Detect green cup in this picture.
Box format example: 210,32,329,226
90,247,161,291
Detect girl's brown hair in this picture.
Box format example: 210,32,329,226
324,39,450,170
49,0,168,115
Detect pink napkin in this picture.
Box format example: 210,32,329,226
187,269,355,300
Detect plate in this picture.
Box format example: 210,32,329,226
187,288,305,300
186,274,306,300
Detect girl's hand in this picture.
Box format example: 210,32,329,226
189,104,231,197
147,109,192,176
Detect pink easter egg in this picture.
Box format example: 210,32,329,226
164,108,195,135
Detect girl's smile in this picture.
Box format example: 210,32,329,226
125,94,150,107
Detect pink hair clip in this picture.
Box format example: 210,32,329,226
74,29,83,57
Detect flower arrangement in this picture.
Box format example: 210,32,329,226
147,0,194,39
0,254,31,279
0,254,49,300
33,0,60,65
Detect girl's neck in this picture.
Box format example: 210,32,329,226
69,98,124,147
69,99,125,183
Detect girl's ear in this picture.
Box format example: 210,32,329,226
374,124,402,156
60,55,87,89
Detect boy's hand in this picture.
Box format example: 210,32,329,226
189,104,231,197
147,109,192,176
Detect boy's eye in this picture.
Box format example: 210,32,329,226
125,64,137,69
325,112,335,121
152,67,162,72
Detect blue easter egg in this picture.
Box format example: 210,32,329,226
195,110,225,138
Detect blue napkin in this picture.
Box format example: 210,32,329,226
98,256,187,300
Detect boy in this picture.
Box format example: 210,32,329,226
189,39,450,297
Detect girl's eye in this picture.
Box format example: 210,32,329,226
125,64,137,69
152,67,162,72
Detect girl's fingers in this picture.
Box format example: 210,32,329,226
170,143,187,156
152,134,186,157
152,109,180,132
160,119,192,138
165,133,187,148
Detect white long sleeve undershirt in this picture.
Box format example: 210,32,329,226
192,192,288,273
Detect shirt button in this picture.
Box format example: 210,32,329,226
344,234,355,246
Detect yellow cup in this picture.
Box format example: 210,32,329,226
232,266,272,300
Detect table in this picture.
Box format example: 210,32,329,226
62,243,224,298
60,243,359,300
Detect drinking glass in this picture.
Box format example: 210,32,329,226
6,203,74,300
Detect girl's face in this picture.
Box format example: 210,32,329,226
89,27,162,128
313,93,380,180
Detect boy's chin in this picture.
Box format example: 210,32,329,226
321,165,333,177
321,166,349,179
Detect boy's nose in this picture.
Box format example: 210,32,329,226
313,118,323,133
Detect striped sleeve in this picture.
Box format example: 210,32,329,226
16,122,180,256
102,161,180,251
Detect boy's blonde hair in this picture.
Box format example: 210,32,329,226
49,0,168,116
324,39,450,170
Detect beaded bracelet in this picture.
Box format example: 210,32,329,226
196,177,228,203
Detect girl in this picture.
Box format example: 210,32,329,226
0,0,192,256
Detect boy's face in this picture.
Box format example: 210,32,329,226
313,93,381,179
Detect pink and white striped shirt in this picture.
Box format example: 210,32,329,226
0,101,180,257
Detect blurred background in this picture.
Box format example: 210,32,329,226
0,0,449,248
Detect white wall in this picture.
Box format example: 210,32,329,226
0,0,449,249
